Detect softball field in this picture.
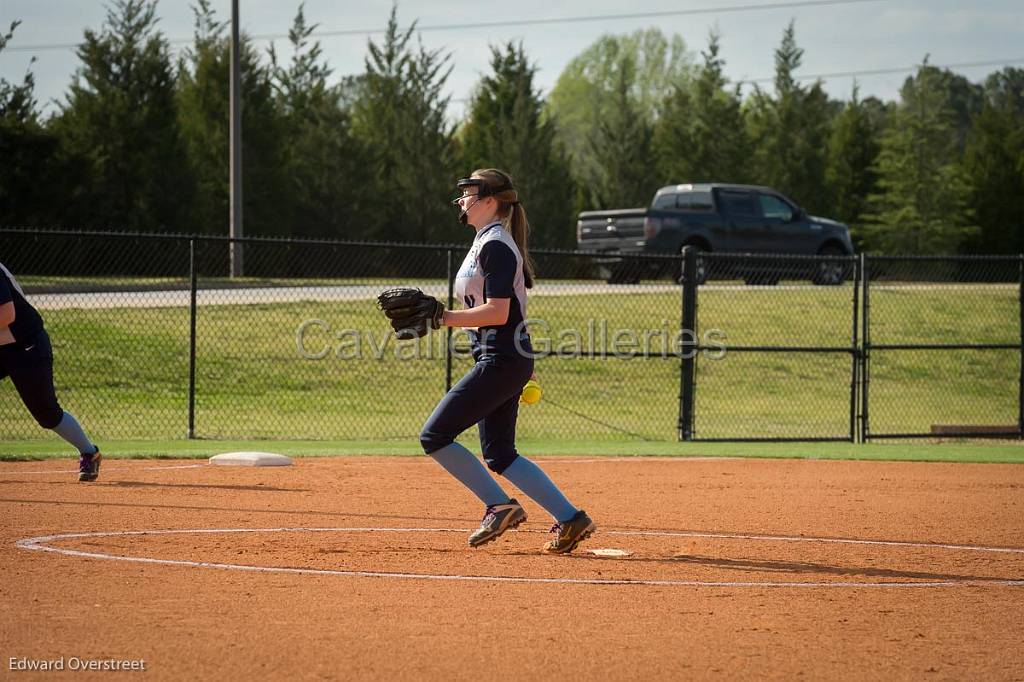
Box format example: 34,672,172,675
2,454,1023,680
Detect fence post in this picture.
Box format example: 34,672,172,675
187,239,198,439
1019,254,1023,439
446,248,455,393
850,254,861,443
860,254,871,442
678,246,698,441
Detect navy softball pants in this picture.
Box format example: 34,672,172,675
420,352,534,475
0,329,64,429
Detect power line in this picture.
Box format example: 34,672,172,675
4,0,886,53
7,0,1020,107
446,57,1024,103
446,56,1024,103
736,57,1024,85
261,0,888,39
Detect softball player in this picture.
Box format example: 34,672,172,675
419,168,595,553
1,262,101,481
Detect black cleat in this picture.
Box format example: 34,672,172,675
78,448,101,482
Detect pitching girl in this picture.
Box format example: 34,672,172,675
1,262,101,481
419,168,595,553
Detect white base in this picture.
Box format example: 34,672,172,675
587,548,632,557
209,451,293,467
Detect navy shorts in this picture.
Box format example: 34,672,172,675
420,352,534,475
0,329,64,429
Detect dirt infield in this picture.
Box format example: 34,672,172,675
2,456,1023,680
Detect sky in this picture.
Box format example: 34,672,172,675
2,0,1023,119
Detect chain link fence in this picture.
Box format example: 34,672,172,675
863,256,1022,440
1,229,1021,444
1,230,685,443
685,251,860,441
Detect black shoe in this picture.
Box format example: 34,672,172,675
78,448,101,482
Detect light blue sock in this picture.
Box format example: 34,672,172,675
501,456,578,523
429,442,510,507
51,411,97,456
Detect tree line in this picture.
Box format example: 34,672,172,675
1,1,1022,254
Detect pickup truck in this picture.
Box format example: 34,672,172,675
576,183,854,284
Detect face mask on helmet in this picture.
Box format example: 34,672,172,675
452,178,485,225
452,176,513,225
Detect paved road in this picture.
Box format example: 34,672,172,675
29,283,679,310
29,282,1013,310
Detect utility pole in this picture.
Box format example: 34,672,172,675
229,0,244,277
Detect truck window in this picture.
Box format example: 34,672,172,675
759,194,794,222
652,193,677,209
718,190,760,216
678,191,713,211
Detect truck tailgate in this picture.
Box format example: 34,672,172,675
577,208,647,249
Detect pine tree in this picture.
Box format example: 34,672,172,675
824,84,880,234
0,21,63,226
175,0,288,237
0,22,37,124
175,1,228,235
270,4,366,239
350,7,458,243
909,64,984,155
458,42,575,248
655,30,749,184
963,67,1024,253
51,0,191,231
745,22,832,212
861,63,978,253
587,53,656,209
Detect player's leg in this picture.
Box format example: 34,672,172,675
481,391,580,524
421,357,538,546
479,360,595,553
3,331,101,481
55,412,101,482
420,360,518,508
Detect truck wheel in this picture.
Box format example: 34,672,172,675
812,245,847,285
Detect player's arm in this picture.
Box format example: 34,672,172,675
443,299,510,327
443,241,516,328
0,273,15,328
0,281,15,344
0,301,14,327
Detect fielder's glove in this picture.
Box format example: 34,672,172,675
376,287,445,339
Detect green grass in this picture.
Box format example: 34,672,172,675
2,438,1023,464
694,283,1019,438
1,279,1018,444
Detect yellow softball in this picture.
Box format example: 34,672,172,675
520,379,542,405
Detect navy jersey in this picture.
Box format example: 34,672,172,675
454,222,531,357
0,262,45,344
